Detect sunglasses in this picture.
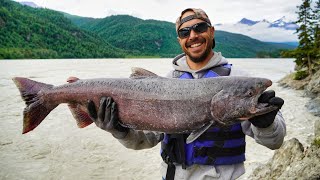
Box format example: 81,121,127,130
178,22,211,39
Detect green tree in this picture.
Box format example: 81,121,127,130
312,0,320,69
295,0,314,76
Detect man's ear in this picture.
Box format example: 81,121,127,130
177,36,182,45
210,26,215,39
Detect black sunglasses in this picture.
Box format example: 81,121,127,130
178,22,211,39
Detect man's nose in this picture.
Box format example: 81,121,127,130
189,29,199,39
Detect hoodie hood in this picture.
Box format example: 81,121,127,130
172,52,229,78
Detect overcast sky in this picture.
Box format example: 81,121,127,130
14,0,303,24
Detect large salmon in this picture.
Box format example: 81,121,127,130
13,67,277,138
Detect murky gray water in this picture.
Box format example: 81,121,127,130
0,58,318,180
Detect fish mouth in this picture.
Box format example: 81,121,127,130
238,103,277,121
250,102,278,117
249,79,276,117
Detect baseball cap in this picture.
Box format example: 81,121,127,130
175,8,215,49
175,8,211,32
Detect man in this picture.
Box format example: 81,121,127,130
70,8,286,180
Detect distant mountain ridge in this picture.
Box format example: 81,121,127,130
237,17,298,30
65,13,295,58
0,0,125,59
238,18,259,26
1,0,295,59
18,1,298,46
216,17,298,44
18,1,298,47
18,1,39,8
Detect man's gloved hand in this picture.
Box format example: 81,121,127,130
87,97,129,139
249,90,284,128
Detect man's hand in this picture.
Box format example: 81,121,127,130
249,90,284,128
87,97,129,139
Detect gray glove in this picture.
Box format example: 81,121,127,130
87,97,129,139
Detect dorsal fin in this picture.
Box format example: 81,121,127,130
130,67,159,79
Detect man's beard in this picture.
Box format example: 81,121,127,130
186,45,212,63
185,38,212,63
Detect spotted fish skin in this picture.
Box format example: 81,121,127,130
12,67,275,134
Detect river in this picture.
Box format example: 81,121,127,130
0,58,318,180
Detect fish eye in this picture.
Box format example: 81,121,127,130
246,90,254,97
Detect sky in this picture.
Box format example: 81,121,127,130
14,0,302,24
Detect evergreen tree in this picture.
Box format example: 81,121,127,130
312,0,320,69
295,0,314,76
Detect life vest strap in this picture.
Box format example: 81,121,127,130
194,145,245,158
197,130,245,141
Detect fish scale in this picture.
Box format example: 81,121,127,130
12,67,277,137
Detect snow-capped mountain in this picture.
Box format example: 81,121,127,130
216,17,298,43
238,18,259,26
269,16,298,30
237,16,298,30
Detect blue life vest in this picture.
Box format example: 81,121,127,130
161,64,246,168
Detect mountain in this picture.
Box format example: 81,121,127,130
238,18,259,26
269,16,298,30
237,16,298,30
18,1,39,8
0,0,295,59
71,15,181,57
216,17,298,44
0,0,125,59
66,14,295,58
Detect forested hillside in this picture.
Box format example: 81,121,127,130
0,0,126,59
0,0,295,59
67,14,294,58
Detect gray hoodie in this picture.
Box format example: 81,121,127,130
118,52,286,180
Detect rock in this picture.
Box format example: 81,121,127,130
305,70,320,117
279,69,320,117
250,138,304,179
306,97,320,116
250,138,320,180
305,70,320,97
278,74,310,90
315,120,320,138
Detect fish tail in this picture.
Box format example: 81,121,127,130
12,77,57,134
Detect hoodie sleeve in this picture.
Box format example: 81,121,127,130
117,130,163,150
230,66,286,149
241,112,286,150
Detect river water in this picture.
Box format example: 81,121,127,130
0,58,318,180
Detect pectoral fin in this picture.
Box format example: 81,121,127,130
68,103,93,128
186,121,214,144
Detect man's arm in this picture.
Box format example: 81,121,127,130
118,130,163,150
230,67,286,149
242,90,286,150
242,112,286,150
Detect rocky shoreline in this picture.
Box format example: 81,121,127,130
250,70,320,179
278,70,320,117
250,138,320,180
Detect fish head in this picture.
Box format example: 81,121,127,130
210,77,278,126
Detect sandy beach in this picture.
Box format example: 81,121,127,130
0,58,319,180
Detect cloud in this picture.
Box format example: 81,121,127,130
216,22,298,42
14,0,302,24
